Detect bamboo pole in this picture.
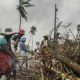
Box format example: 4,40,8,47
40,66,45,80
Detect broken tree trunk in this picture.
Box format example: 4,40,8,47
54,53,80,74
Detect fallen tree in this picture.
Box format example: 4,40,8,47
54,53,80,75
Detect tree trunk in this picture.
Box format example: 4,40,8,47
32,35,33,51
55,54,80,74
19,13,21,30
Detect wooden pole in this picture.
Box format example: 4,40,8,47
40,66,45,80
32,35,33,51
19,13,22,30
54,4,57,42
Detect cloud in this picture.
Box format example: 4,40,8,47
59,0,80,24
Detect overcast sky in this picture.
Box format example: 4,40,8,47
0,0,80,48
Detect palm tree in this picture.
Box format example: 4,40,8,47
30,26,37,35
30,26,37,51
17,0,34,30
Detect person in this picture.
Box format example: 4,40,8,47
0,36,17,79
0,29,25,79
0,29,17,56
0,37,10,76
40,35,50,66
0,36,19,80
19,36,27,55
40,35,49,56
11,29,25,53
40,35,49,48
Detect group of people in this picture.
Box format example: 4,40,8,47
0,28,25,80
0,26,50,79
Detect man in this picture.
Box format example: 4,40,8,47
0,29,25,79
0,34,17,79
0,30,17,80
19,36,27,55
40,35,49,50
0,29,17,56
40,35,53,66
40,35,49,61
11,29,25,53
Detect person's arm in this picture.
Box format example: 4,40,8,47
0,32,17,37
13,38,19,50
14,38,19,46
14,34,22,50
0,33,7,36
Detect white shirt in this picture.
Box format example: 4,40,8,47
42,40,48,47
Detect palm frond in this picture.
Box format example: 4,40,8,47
21,5,27,14
18,5,27,21
31,26,37,31
26,0,31,3
22,2,30,5
57,21,62,29
30,26,37,35
21,0,31,4
18,0,34,22
19,0,23,4
25,4,35,7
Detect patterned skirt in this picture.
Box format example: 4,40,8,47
0,52,10,74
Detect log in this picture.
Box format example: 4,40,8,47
55,54,80,74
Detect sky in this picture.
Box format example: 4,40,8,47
0,0,80,48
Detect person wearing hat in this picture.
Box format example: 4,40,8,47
40,35,50,67
40,35,49,48
0,28,17,54
40,35,49,55
0,29,18,79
